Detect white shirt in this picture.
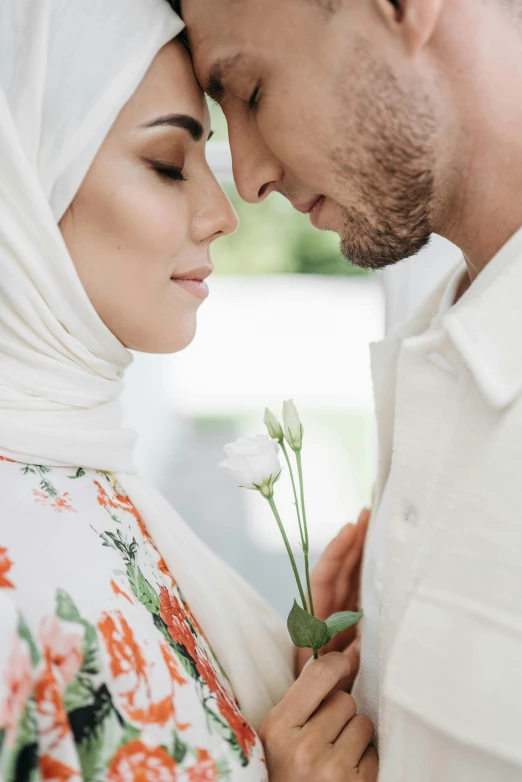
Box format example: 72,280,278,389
355,268,464,741
352,228,522,781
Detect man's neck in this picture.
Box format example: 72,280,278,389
436,7,522,283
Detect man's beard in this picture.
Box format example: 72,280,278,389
331,45,437,270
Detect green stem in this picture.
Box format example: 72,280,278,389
267,496,308,611
304,551,315,618
296,450,315,617
280,441,306,549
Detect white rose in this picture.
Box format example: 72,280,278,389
219,434,282,497
283,399,304,451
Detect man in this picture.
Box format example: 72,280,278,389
171,0,522,779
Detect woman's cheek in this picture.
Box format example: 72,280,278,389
125,185,189,261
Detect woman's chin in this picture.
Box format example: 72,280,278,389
122,317,198,355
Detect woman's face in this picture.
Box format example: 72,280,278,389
60,40,238,353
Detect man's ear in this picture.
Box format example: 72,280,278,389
374,0,444,53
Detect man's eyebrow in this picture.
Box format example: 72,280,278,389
141,113,205,142
204,53,244,104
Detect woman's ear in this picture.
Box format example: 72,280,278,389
374,0,444,53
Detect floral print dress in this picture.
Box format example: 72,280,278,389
0,458,267,782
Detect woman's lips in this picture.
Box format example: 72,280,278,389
171,264,212,300
172,278,209,299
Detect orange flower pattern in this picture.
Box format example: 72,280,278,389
0,461,267,782
188,749,219,782
0,547,14,589
0,633,33,748
107,740,177,782
40,754,80,781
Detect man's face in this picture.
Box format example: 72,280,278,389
184,0,441,269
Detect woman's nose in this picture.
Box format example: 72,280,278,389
193,173,239,244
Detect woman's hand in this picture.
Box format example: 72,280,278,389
259,652,378,782
296,508,371,679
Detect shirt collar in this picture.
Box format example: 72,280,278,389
444,226,522,409
391,263,462,342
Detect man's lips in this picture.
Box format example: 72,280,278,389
292,196,324,215
171,265,213,300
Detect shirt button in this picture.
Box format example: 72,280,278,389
404,507,418,525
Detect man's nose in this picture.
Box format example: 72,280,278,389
228,117,283,204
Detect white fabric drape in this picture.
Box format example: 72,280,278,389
0,0,294,729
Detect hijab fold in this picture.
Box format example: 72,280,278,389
0,0,294,729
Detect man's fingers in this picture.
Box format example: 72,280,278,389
342,637,361,677
333,713,375,766
343,508,371,569
335,509,370,578
312,508,371,596
304,690,357,744
270,653,352,729
312,523,358,588
333,509,370,606
357,506,371,529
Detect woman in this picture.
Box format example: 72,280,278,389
0,1,376,780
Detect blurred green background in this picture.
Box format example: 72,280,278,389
208,102,369,278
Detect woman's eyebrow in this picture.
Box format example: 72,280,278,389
141,113,205,142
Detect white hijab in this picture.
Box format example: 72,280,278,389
0,0,294,729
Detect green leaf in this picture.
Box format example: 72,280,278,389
287,601,329,649
68,467,86,480
17,616,40,667
56,590,82,623
39,478,58,498
325,611,363,642
63,677,95,713
74,692,124,782
205,707,248,767
171,730,188,764
127,566,160,615
216,758,233,782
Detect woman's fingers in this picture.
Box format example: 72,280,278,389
269,653,353,729
333,713,375,766
357,747,379,780
303,690,357,744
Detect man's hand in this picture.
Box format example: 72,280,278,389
259,652,378,782
296,508,370,679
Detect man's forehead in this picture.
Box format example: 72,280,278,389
187,22,246,88
198,52,246,101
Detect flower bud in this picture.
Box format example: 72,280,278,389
283,399,303,451
264,408,284,441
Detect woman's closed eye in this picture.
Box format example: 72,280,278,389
148,160,187,183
